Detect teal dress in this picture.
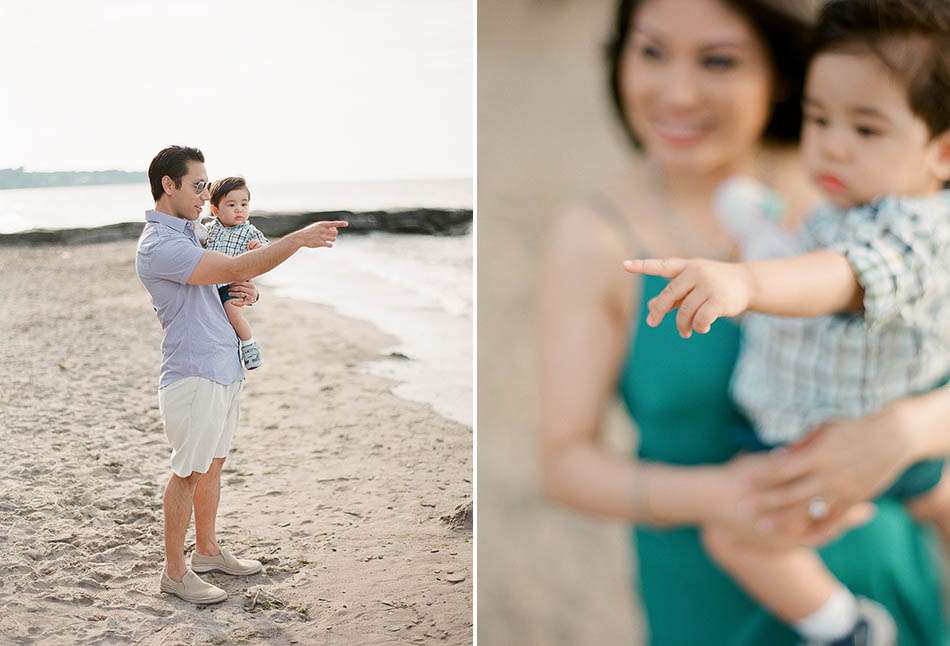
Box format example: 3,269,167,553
619,274,945,645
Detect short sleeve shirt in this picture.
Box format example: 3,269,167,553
135,209,243,388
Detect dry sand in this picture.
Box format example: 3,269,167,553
0,240,472,645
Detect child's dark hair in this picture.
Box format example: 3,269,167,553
812,0,950,138
210,176,251,207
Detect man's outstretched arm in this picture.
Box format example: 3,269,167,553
187,220,348,285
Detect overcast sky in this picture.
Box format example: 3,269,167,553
0,1,472,183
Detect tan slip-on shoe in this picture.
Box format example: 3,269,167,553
159,568,228,604
191,547,263,576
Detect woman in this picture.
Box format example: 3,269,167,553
538,0,950,643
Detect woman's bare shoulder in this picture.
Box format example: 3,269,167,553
550,168,662,254
542,201,627,275
540,172,655,320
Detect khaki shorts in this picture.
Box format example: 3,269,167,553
158,376,243,477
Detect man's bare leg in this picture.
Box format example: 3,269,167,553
194,457,226,557
163,471,202,581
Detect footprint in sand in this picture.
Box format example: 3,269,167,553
130,603,174,618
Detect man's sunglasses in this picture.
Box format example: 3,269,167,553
191,179,211,194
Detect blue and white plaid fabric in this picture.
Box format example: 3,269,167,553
733,191,950,445
205,220,270,290
205,220,269,257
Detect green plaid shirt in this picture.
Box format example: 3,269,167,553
733,191,950,444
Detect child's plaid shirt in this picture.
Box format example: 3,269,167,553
733,191,950,445
205,220,270,290
205,220,269,257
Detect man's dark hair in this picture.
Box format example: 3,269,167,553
812,0,950,139
210,177,251,207
605,0,815,149
148,146,205,201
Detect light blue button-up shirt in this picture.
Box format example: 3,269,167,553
135,209,243,388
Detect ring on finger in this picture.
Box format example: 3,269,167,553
807,495,830,521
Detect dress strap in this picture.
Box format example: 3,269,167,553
585,190,650,258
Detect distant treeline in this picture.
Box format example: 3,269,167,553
0,167,145,190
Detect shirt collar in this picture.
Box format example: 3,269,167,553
146,209,194,233
213,218,250,230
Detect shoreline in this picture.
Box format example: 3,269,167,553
0,240,472,644
259,231,473,429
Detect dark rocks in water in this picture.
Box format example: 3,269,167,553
0,208,473,247
0,221,146,246
440,501,473,531
387,352,411,361
252,208,472,237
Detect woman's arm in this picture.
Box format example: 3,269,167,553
537,209,792,532
537,208,722,525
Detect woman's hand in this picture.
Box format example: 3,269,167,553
705,451,877,548
741,404,917,533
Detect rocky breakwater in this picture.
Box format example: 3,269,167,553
0,208,473,246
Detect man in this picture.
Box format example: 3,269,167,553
136,145,346,603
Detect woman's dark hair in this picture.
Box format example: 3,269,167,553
148,145,205,201
606,0,815,148
813,0,950,139
210,176,251,207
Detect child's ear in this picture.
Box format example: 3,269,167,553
926,128,950,183
210,204,218,216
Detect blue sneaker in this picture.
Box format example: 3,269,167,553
241,341,262,370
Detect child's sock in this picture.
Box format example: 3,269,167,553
793,586,858,641
240,337,256,347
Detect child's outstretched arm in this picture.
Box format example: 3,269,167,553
623,250,863,338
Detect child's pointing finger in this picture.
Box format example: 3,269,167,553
623,258,688,277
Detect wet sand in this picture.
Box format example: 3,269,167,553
0,240,471,645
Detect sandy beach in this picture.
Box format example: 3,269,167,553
0,240,472,645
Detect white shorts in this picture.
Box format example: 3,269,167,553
158,376,243,477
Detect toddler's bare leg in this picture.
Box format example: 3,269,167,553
907,474,950,544
224,300,252,341
702,525,840,623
